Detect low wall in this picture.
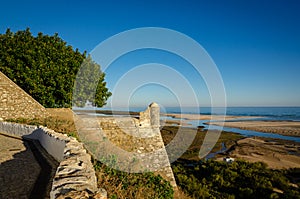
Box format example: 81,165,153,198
0,121,37,136
0,121,105,199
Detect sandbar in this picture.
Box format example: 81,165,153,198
216,137,300,169
209,120,300,137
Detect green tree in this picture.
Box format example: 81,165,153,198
0,28,111,107
72,55,111,107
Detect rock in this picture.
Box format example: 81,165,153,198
56,190,89,199
93,188,107,199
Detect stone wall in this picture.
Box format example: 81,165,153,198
75,103,178,188
0,121,105,199
0,71,48,120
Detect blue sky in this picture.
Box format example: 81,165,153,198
1,0,300,107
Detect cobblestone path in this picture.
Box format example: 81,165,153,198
0,134,41,199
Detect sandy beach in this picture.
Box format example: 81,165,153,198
216,137,300,169
165,113,300,137
164,112,300,168
208,120,300,137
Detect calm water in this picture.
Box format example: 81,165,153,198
84,106,300,142
109,106,300,121
160,107,300,142
162,107,300,121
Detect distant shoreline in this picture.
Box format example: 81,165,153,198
74,106,300,121
164,113,262,121
208,120,300,137
74,109,300,138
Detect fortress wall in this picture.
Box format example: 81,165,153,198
0,71,48,120
0,121,102,199
89,103,177,188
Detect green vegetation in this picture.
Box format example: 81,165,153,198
0,28,111,107
172,160,300,199
161,126,243,161
93,158,174,199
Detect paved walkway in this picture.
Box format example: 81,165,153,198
0,134,41,199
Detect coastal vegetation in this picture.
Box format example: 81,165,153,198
162,125,300,198
0,28,111,107
160,126,243,161
172,160,300,199
93,158,174,199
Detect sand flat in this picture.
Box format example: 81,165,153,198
209,120,300,137
216,137,300,169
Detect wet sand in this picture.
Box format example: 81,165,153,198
208,120,300,137
165,113,300,137
216,137,300,169
165,113,300,168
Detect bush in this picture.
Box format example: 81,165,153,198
172,160,300,199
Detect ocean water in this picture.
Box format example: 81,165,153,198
161,107,300,142
132,106,300,142
121,106,300,121
162,107,300,121
83,106,300,142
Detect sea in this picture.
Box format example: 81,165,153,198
164,107,300,142
118,106,300,142
152,106,300,122
78,106,300,142
114,106,300,121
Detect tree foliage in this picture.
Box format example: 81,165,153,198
72,55,111,107
0,28,111,108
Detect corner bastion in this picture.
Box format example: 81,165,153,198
75,102,177,188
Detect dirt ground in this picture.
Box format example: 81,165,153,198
46,108,75,121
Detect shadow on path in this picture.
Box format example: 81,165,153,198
0,134,58,199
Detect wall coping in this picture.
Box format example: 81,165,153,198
0,121,105,199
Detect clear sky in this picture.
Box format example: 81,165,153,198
1,0,300,107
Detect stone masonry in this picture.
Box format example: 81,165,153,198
0,122,106,199
75,102,177,188
0,71,48,120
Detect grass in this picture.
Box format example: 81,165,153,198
92,158,174,199
5,109,79,139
